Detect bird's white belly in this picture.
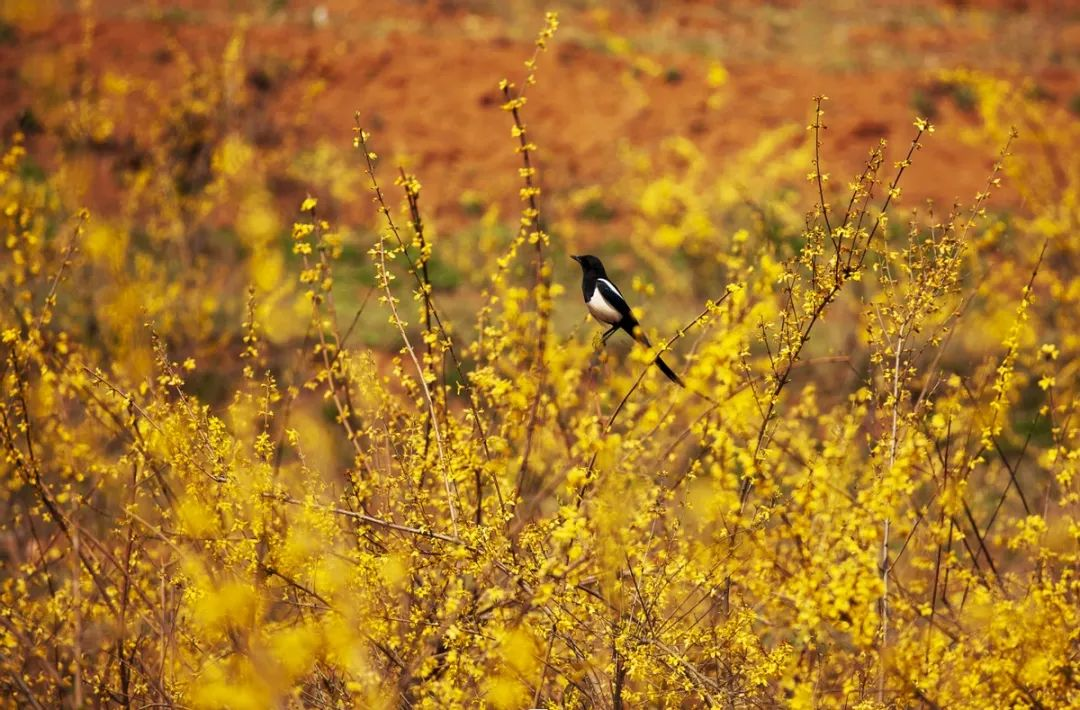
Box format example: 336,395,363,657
586,288,622,324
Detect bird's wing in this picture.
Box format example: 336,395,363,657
595,278,632,319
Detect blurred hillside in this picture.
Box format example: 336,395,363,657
2,0,1078,232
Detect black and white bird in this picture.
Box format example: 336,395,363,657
571,254,686,387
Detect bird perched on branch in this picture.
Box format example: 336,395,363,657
571,254,685,387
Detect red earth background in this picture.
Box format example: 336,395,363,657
4,1,1079,218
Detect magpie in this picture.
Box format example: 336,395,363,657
571,254,686,387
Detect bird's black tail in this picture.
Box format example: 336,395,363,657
654,355,686,388
628,323,687,388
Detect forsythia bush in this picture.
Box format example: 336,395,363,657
2,13,1078,709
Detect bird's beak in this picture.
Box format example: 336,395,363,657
571,255,582,263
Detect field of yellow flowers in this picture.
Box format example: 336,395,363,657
1,1,1078,707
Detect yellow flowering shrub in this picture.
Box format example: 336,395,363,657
1,12,1078,709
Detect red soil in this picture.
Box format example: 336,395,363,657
1,1,1077,232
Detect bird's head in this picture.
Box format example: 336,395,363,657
571,254,606,276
